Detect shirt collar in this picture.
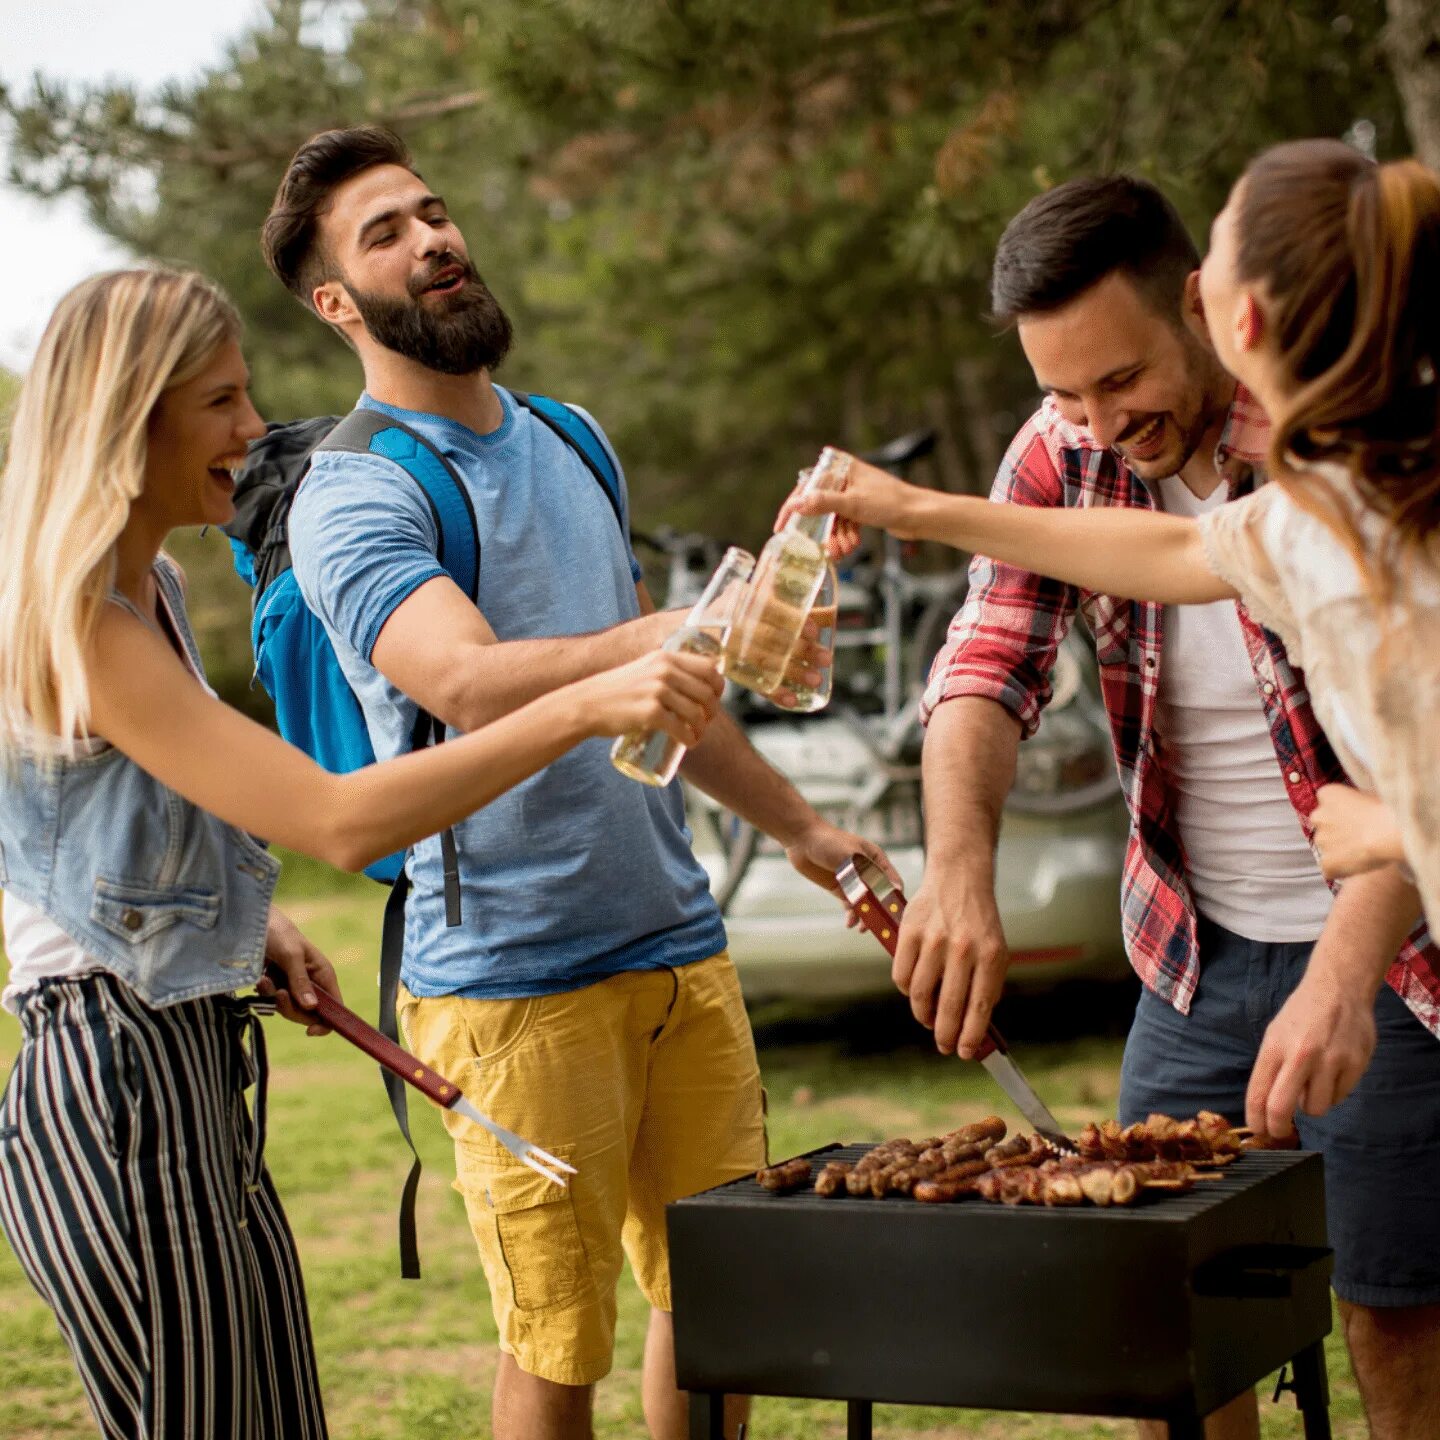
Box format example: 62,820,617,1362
1214,382,1271,477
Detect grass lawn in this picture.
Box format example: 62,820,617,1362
0,855,1363,1438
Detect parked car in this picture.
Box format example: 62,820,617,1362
687,629,1130,1002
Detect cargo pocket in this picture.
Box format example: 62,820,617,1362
454,1143,592,1314
91,878,220,943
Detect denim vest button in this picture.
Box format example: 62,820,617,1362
121,908,143,932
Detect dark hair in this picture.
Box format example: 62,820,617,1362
1233,138,1440,584
990,175,1200,327
261,126,417,308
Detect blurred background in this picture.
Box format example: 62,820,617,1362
3,0,1434,703
4,4,1439,1434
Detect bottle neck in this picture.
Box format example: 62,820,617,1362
783,510,835,546
685,550,756,627
783,449,847,547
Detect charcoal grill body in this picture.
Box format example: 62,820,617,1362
670,1145,1332,1439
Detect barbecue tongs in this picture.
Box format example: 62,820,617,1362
265,965,575,1186
835,855,1076,1156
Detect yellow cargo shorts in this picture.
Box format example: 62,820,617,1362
397,951,766,1386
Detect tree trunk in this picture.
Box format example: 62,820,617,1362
1384,0,1440,171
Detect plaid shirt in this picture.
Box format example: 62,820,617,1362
922,390,1440,1035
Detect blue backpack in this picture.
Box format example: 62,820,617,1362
225,389,625,884
223,389,626,1276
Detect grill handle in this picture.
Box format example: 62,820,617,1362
1191,1244,1334,1300
262,962,463,1110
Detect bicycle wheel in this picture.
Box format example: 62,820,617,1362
687,790,761,914
911,573,971,693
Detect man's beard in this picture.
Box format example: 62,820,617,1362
1118,339,1231,479
344,255,514,376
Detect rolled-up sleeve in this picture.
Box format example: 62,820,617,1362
288,452,446,663
919,419,1080,738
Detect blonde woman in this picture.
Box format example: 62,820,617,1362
0,268,722,1440
789,141,1439,1140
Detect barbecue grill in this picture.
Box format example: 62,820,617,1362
670,1143,1332,1439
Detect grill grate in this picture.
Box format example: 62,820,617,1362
705,1142,1303,1221
671,1145,1333,1428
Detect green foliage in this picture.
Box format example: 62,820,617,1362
0,872,1371,1435
0,0,1414,702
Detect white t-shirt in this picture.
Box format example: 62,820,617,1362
1151,475,1333,943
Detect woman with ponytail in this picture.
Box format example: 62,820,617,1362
784,140,1440,1133
0,269,722,1440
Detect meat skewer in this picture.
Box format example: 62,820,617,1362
973,1157,1208,1207
1076,1111,1247,1166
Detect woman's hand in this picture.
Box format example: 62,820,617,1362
1311,784,1407,880
571,649,724,747
257,908,342,1036
774,453,929,559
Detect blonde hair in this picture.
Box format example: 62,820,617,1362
0,268,241,749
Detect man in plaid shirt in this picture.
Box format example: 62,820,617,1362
907,177,1440,1439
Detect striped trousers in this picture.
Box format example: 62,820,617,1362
0,973,328,1439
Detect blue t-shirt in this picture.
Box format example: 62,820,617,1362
288,389,726,999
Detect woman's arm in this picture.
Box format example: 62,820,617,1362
86,605,722,873
790,457,1238,606
1310,785,1408,879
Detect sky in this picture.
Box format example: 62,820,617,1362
0,0,268,371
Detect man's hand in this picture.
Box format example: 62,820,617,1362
768,617,831,710
1312,783,1406,880
1245,861,1420,1139
780,818,900,921
257,908,343,1037
1245,970,1377,1140
893,861,1009,1059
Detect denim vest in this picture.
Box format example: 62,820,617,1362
0,559,279,1007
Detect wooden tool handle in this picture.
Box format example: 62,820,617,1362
263,965,461,1109
846,872,1004,1062
852,885,906,955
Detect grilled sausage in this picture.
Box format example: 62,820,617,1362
912,1158,991,1202
814,1162,852,1197
756,1159,813,1193
942,1117,1007,1148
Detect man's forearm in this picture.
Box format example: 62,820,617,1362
922,696,1022,879
679,709,816,844
445,612,671,730
1308,864,1422,997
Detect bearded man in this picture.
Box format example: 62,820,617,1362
262,126,889,1440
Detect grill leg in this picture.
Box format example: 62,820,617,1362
847,1399,873,1439
688,1390,725,1440
1165,1412,1205,1440
1292,1340,1333,1440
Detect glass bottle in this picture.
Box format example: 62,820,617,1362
783,559,836,712
723,448,848,697
610,546,756,787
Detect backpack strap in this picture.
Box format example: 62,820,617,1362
504,389,626,536
320,410,480,602
316,411,479,1280
317,408,474,925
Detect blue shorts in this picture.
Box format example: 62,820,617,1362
1119,915,1440,1308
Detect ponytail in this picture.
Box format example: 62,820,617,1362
1234,140,1440,589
